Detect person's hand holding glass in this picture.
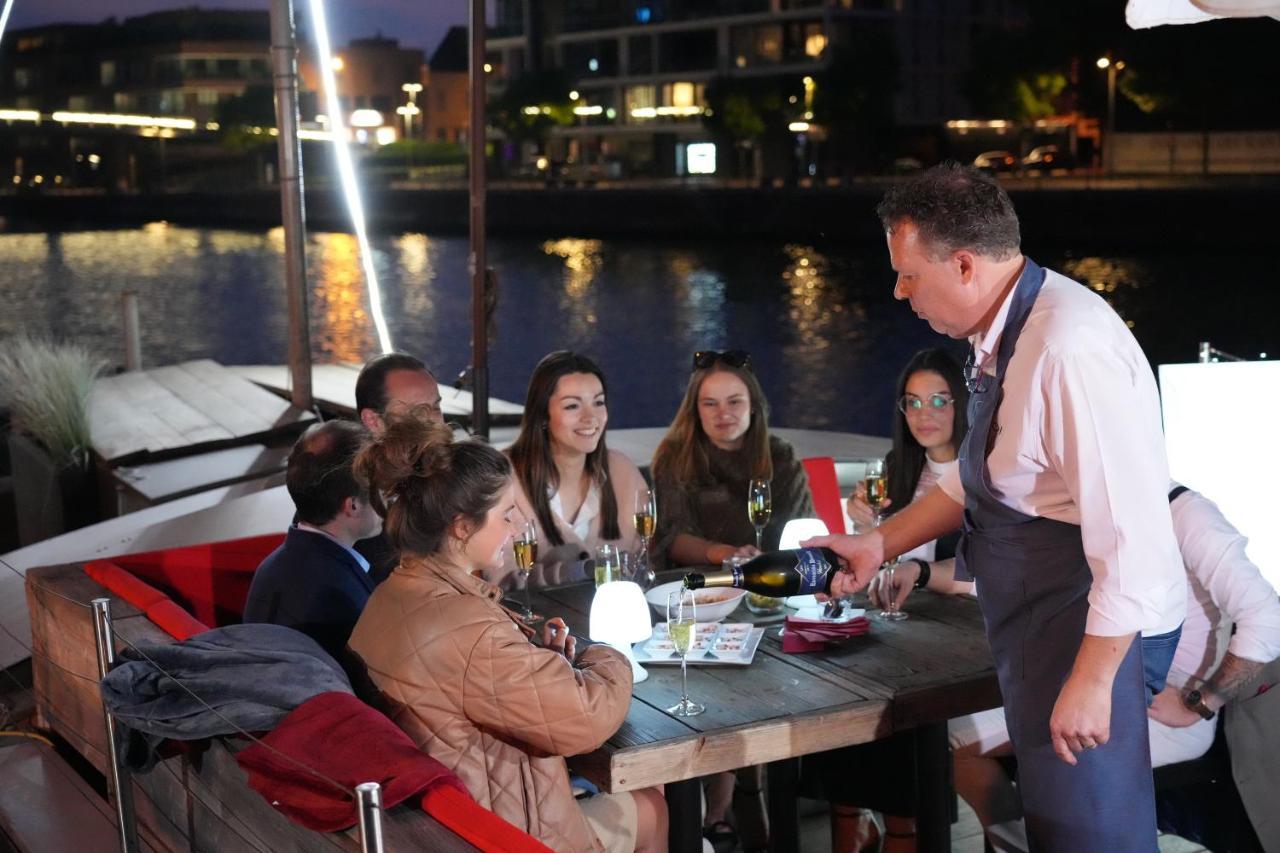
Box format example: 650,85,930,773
512,518,541,623
666,589,705,716
632,485,657,588
875,560,909,622
748,478,772,550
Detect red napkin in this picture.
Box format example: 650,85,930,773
781,614,870,653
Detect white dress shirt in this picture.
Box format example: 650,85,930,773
938,266,1186,637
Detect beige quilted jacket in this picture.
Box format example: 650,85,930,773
347,555,633,852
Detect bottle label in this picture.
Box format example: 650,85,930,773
792,549,832,594
731,566,743,587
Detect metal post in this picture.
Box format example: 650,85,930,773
92,598,139,853
1104,63,1116,175
469,0,491,440
355,782,384,853
269,0,313,411
121,291,142,372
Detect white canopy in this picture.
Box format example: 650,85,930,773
1128,0,1280,28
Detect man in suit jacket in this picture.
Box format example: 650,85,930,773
352,352,445,583
244,420,382,660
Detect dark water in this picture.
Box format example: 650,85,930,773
1,224,1275,436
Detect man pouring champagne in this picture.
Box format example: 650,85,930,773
806,164,1186,853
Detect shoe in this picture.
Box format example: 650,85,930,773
703,819,739,853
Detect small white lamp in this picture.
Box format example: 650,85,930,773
589,580,653,683
779,517,829,549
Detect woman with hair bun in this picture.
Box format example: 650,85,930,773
348,412,667,853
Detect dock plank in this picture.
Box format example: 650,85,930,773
177,360,313,430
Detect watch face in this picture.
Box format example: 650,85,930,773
1185,689,1202,706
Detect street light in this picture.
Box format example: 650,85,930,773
1097,56,1125,174
400,82,423,141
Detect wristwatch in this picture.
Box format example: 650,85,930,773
1183,688,1216,721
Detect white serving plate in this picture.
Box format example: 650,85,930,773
635,623,765,666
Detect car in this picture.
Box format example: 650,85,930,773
1021,145,1075,173
973,150,1018,173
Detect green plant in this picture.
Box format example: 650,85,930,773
0,336,105,469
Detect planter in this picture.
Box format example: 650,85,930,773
8,432,99,546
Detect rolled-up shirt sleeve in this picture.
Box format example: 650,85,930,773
1042,349,1186,637
1173,491,1280,664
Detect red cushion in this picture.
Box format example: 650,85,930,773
144,600,208,641
84,561,169,611
802,456,847,535
423,786,555,853
107,533,285,626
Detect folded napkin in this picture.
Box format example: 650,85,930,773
782,613,870,653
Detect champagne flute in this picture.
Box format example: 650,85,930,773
748,478,772,550
666,589,705,716
864,458,887,528
877,559,909,622
633,485,657,587
512,519,540,623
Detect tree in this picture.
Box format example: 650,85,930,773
487,69,575,146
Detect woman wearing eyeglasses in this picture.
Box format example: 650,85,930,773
814,348,971,853
651,349,814,852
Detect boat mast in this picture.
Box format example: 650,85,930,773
268,0,313,411
468,0,490,440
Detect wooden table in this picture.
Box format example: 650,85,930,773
529,581,1001,853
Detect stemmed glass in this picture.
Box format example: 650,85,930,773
512,519,540,623
748,478,772,550
632,485,657,588
666,590,705,716
877,560,909,622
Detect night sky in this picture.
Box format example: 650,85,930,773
4,0,468,56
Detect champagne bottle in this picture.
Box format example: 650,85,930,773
683,548,841,597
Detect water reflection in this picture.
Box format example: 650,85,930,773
668,252,728,346
542,238,604,332
311,233,375,363
1,225,1268,435
1060,256,1148,331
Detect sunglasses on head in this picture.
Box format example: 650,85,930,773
692,350,752,372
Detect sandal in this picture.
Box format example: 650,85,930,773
703,819,739,853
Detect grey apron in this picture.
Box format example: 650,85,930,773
956,259,1157,852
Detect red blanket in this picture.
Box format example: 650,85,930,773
236,691,552,852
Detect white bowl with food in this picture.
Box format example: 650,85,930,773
644,581,747,622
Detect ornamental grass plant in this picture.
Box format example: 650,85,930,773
0,335,106,469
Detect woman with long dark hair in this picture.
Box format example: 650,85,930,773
499,351,646,587
847,347,968,561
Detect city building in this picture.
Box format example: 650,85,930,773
486,0,1022,178
425,26,471,144
298,36,427,144
0,9,272,123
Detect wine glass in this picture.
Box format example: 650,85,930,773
877,560,909,622
666,589,705,716
748,478,772,550
594,542,620,587
863,458,887,529
512,519,540,623
633,485,657,588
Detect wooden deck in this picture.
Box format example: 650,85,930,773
90,360,315,466
230,364,525,425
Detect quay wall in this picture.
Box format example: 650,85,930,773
2,180,1276,251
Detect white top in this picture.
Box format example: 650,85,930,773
1167,486,1280,685
900,457,958,563
938,266,1186,637
549,480,601,542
